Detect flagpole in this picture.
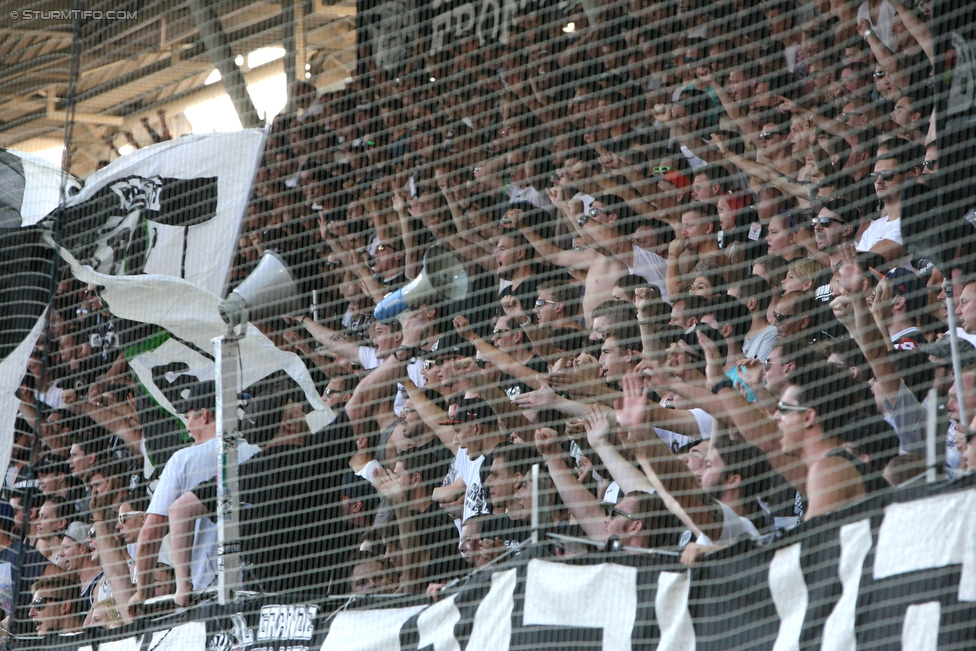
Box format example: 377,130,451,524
214,333,243,605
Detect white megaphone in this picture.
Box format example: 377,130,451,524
374,244,469,321
219,251,299,330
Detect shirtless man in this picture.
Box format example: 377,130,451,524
517,191,630,326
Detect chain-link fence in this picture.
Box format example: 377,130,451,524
0,0,974,648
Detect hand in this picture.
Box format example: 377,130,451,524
857,19,871,36
575,455,594,483
708,132,730,155
871,278,893,316
174,580,194,608
652,104,672,123
583,405,612,447
565,198,584,220
776,94,801,114
697,66,714,84
374,466,406,505
736,358,764,389
534,427,562,459
833,242,864,297
616,370,648,428
391,183,407,214
400,311,427,347
668,237,687,257
500,294,527,321
452,315,477,342
427,582,448,602
599,151,621,170
513,382,557,410
680,542,707,565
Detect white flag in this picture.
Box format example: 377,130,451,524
54,130,265,297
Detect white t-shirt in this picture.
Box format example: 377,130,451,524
147,438,259,591
743,326,778,363
857,214,902,252
147,437,261,517
629,246,670,304
696,500,760,545
455,448,489,523
357,346,425,416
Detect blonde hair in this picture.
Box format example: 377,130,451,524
89,599,124,629
787,257,825,285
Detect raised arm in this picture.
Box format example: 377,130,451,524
374,467,426,593
454,316,545,390
91,492,137,622
616,372,722,540
296,316,362,362
534,427,609,542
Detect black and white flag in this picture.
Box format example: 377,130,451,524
0,148,80,228
54,130,265,297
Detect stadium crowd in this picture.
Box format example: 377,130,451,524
6,0,976,640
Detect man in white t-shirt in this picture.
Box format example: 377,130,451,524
857,153,919,262
437,399,506,524
131,381,260,607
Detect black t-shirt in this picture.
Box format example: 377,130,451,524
812,267,846,341
415,504,465,584
192,409,359,594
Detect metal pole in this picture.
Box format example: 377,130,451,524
283,0,297,114
530,464,539,545
943,279,969,429
186,0,262,129
214,335,242,604
926,388,938,484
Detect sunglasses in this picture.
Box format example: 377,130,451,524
759,131,785,140
585,206,610,218
324,388,343,398
491,328,513,338
922,159,937,170
869,170,899,181
811,216,843,227
31,598,52,608
604,504,638,520
772,312,795,323
117,510,144,526
777,400,810,413
475,359,489,368
651,165,673,175
535,298,556,307
873,70,886,79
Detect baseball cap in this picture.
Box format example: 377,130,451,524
920,337,976,365
178,380,216,414
884,267,927,315
439,397,494,425
63,521,90,544
36,455,69,477
425,331,477,361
